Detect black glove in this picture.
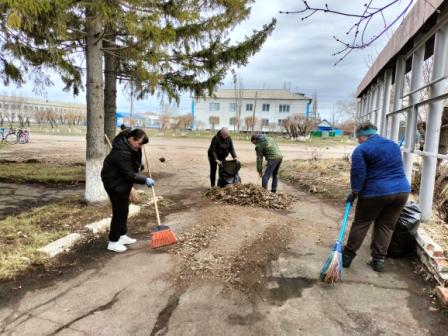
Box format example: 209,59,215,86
346,192,358,205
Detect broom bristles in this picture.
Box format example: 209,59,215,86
320,242,343,284
151,227,178,249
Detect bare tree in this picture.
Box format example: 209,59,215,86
280,1,414,64
268,122,277,133
244,116,258,132
232,72,244,133
45,109,58,129
175,114,193,130
283,114,314,139
209,115,220,131
229,116,241,132
159,115,171,131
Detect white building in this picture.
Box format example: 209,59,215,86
0,95,86,116
193,89,312,132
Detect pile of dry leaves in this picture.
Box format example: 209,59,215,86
205,183,295,209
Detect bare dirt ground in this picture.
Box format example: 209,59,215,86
0,134,447,336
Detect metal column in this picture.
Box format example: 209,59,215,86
391,57,406,141
380,69,392,136
366,89,373,122
403,46,424,182
373,82,383,128
419,24,448,220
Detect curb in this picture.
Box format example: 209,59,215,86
38,204,142,258
416,227,448,305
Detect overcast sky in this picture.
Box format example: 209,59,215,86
0,0,414,121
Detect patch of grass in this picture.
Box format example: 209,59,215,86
0,162,85,185
280,158,351,201
0,197,110,280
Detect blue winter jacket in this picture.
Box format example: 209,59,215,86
351,135,410,197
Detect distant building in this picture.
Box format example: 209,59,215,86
193,89,312,132
0,95,86,123
312,119,344,137
116,111,161,128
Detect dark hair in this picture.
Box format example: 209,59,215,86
120,124,128,131
250,134,257,142
125,128,148,145
356,121,377,134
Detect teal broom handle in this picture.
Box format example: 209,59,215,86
337,202,352,242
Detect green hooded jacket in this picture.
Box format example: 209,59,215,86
254,135,283,173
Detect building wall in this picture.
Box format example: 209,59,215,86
194,97,310,132
0,95,86,124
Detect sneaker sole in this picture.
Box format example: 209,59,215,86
119,240,137,245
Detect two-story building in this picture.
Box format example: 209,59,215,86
193,89,312,132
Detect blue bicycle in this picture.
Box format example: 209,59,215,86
0,128,18,144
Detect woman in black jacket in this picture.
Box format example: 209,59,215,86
101,128,154,252
207,127,238,187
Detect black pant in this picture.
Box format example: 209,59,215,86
106,189,130,242
262,159,282,192
209,158,218,187
344,192,409,260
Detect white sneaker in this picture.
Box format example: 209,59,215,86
118,235,137,245
107,241,127,253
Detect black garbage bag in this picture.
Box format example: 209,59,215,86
218,159,241,188
387,202,422,258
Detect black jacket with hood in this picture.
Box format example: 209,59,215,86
207,130,237,161
101,131,147,193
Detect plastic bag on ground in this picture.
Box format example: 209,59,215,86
218,159,241,188
387,202,422,258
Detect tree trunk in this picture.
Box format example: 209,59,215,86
85,10,107,202
104,36,118,145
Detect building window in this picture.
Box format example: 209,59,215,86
278,119,285,126
262,104,270,112
229,117,238,125
246,103,253,111
229,103,236,112
209,102,220,111
279,104,290,113
261,118,269,127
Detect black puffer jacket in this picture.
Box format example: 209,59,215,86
207,130,237,161
101,132,147,193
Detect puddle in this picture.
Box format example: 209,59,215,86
266,276,317,306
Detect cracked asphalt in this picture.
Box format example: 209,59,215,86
0,134,447,335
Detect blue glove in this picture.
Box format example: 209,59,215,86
346,192,358,206
145,178,155,187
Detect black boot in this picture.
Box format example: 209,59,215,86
342,250,355,268
368,258,384,272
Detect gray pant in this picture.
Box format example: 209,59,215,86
344,192,409,260
262,159,282,192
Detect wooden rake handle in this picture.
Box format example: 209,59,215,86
143,145,162,227
104,134,112,149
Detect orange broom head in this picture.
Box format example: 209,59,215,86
151,226,178,249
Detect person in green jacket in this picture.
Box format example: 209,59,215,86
251,134,283,193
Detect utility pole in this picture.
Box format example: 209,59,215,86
252,91,258,132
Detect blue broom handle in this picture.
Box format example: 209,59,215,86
337,202,352,242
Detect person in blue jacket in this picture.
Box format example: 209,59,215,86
343,121,410,272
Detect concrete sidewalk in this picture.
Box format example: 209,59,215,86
1,176,447,335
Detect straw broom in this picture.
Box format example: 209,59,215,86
104,134,141,204
320,202,352,284
142,145,177,249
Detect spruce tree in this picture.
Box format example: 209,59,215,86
0,0,276,202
